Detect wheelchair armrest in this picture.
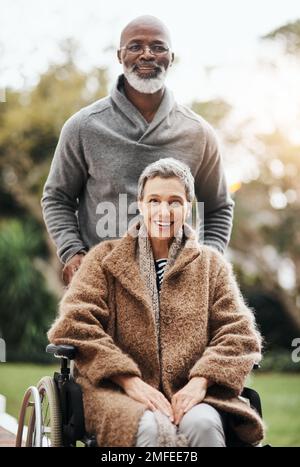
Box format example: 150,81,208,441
241,387,262,418
46,344,77,360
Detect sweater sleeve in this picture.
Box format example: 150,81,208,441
41,113,89,264
188,256,262,396
194,124,234,254
47,246,142,386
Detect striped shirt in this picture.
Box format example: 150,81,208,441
154,258,168,293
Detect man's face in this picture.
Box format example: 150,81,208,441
117,23,174,94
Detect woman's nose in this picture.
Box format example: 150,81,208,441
158,202,172,218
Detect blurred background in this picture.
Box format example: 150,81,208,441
0,0,299,447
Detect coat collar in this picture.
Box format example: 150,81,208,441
110,74,176,143
102,219,202,309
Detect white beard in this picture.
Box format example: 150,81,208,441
123,65,168,94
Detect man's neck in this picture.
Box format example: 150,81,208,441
123,77,165,123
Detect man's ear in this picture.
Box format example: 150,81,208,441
170,52,175,67
117,49,122,64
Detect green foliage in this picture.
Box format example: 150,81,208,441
262,19,300,55
0,220,57,362
260,350,300,373
248,292,296,352
229,130,300,332
191,98,232,127
0,42,108,220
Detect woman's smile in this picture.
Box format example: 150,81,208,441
154,220,174,228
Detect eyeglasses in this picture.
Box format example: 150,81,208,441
120,43,170,56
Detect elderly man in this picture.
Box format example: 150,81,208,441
41,15,234,285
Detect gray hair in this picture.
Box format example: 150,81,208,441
137,157,195,202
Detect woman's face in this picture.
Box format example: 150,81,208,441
138,176,191,240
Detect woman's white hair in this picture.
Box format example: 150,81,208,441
137,157,195,202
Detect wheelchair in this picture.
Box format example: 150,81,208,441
15,344,268,447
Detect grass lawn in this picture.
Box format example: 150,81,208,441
0,364,299,447
247,372,300,447
0,363,57,421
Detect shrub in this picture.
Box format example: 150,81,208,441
0,220,56,362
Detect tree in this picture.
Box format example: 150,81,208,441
0,39,109,296
0,220,57,362
262,19,300,56
230,129,300,333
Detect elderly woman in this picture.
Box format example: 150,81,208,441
47,157,265,447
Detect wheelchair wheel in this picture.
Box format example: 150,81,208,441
16,386,42,447
16,376,62,447
33,376,62,447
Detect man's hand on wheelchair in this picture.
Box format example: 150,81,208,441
62,252,86,287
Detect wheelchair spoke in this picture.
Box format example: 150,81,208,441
40,390,52,446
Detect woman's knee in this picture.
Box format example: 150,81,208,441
178,403,226,447
135,410,159,447
181,403,223,429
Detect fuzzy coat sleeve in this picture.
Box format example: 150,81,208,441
47,245,143,386
188,256,262,396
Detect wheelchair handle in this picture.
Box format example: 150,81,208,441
46,344,77,360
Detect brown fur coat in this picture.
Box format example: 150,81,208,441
47,221,265,447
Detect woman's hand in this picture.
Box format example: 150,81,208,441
111,375,174,420
171,377,210,426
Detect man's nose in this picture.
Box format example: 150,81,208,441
139,46,155,60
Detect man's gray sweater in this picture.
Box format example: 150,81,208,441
41,74,234,264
